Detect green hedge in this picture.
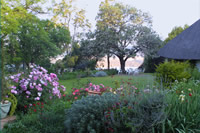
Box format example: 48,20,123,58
156,60,191,87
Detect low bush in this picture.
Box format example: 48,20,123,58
94,71,108,77
65,87,88,103
58,72,77,80
2,99,71,133
189,67,200,80
103,69,118,76
156,60,191,87
64,93,120,133
106,90,167,133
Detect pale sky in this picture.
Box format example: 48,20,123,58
74,0,200,40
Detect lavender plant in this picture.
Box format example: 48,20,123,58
64,93,120,133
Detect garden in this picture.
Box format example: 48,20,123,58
1,0,200,133
1,61,200,133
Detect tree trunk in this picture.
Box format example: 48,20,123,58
107,54,110,70
119,57,126,74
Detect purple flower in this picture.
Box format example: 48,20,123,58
34,97,40,101
30,85,34,89
37,87,43,91
17,73,21,77
10,76,14,79
26,91,31,95
10,86,16,89
44,82,48,86
41,67,47,73
29,75,33,78
13,78,19,83
21,85,27,91
33,76,38,81
9,64,66,102
11,89,17,94
50,73,57,79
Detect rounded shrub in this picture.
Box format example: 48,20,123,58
156,60,191,87
64,93,120,133
7,64,66,113
94,71,107,77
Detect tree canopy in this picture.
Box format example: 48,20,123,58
164,25,189,44
5,16,71,68
95,1,157,73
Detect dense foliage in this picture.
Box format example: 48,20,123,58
164,79,200,132
7,64,66,113
64,93,120,133
156,60,191,87
2,99,71,133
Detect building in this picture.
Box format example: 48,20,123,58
158,19,200,71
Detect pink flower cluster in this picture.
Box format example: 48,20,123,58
86,83,112,92
9,64,66,101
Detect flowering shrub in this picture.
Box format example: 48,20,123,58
24,102,45,115
8,64,66,113
64,83,111,102
87,83,112,93
66,88,88,102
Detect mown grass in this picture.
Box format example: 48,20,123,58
59,73,156,93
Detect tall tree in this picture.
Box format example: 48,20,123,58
1,0,53,97
164,25,189,44
73,32,105,70
51,0,91,46
1,0,28,96
5,16,71,68
137,27,163,72
96,2,152,73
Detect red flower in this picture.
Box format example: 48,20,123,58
41,106,44,108
108,128,114,132
33,104,36,106
63,94,66,97
189,93,192,96
24,105,27,108
34,109,37,112
105,115,110,118
37,102,40,105
41,102,44,105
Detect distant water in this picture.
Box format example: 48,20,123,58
97,66,138,71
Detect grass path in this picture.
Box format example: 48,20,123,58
59,73,156,93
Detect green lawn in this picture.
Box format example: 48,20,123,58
59,73,156,93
